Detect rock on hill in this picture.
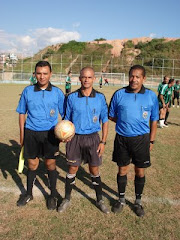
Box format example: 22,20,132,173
90,37,178,57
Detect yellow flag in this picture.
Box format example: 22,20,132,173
18,146,25,174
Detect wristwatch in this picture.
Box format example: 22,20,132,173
150,140,155,144
100,140,106,145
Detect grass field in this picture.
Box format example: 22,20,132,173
0,83,180,240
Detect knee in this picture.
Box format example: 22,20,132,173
68,166,78,175
89,166,99,176
135,167,145,178
45,160,56,171
28,159,39,170
118,167,128,176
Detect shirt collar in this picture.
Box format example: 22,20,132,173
34,82,52,92
78,88,96,98
125,85,145,94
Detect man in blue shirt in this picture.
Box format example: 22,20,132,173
58,67,109,214
109,65,159,217
16,61,65,210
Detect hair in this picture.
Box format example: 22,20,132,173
35,61,52,72
168,78,175,84
129,65,146,77
176,80,179,84
80,66,95,76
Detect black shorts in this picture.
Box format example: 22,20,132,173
66,132,102,167
174,91,179,99
113,133,151,168
66,88,71,94
24,128,60,159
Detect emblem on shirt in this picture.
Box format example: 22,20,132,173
93,116,98,123
50,109,55,116
143,111,148,119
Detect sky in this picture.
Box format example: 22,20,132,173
0,0,180,55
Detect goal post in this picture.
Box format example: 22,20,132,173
95,72,126,86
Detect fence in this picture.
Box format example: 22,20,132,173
0,54,180,87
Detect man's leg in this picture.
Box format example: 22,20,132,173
159,108,167,128
45,159,58,210
134,167,145,217
172,96,175,107
112,165,129,213
164,109,170,125
177,94,179,107
17,158,39,207
89,165,109,214
58,166,78,213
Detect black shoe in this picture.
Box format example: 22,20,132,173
112,200,124,213
164,121,168,126
96,200,110,214
47,196,57,210
134,203,145,217
17,194,33,207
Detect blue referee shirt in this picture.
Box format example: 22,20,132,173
16,83,65,131
109,85,159,137
65,88,108,134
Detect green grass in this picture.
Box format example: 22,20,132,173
0,83,180,240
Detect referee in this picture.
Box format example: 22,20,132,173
58,67,109,214
16,61,65,210
109,65,159,217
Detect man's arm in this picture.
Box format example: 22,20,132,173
149,120,157,151
159,94,166,109
19,114,26,147
97,121,108,157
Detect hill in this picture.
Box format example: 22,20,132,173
10,37,180,78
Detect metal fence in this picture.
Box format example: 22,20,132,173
0,54,180,87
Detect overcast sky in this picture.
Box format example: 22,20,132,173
1,0,179,55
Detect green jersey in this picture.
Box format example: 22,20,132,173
174,83,180,92
99,77,103,84
157,82,166,94
65,76,71,89
29,76,37,84
157,82,164,94
159,84,174,104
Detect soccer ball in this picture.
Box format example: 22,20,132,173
54,120,75,141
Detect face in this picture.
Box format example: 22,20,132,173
79,68,95,89
164,77,169,84
129,69,145,93
169,81,175,87
35,66,52,88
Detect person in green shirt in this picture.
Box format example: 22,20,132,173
29,72,37,85
157,76,169,95
157,76,169,128
99,74,103,89
172,80,180,108
158,78,175,127
65,71,72,94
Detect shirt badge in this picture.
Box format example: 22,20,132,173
143,111,148,119
50,109,55,116
93,116,98,123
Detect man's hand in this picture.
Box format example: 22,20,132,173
149,143,154,151
97,143,105,157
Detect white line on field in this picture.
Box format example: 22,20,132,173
0,186,179,206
